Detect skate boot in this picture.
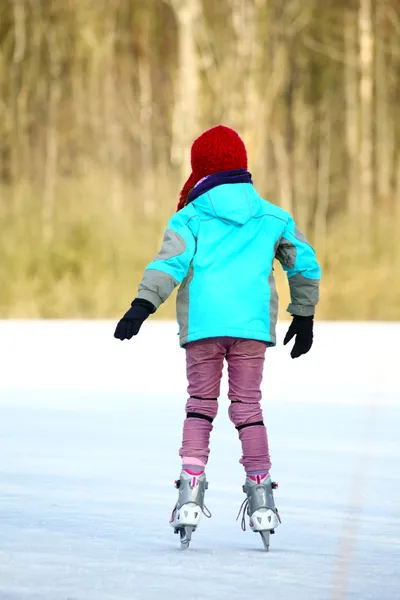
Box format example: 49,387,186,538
169,469,211,549
237,473,281,551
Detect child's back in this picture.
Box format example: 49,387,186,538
140,174,319,347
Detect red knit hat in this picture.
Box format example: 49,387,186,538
177,125,248,211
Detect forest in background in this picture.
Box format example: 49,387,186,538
0,0,400,320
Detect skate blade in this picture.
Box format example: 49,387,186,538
260,530,270,552
179,526,194,550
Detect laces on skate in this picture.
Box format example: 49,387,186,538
236,497,250,531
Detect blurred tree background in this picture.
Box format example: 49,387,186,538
0,0,399,319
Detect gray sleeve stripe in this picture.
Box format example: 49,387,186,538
153,229,186,262
137,270,179,309
287,273,319,315
287,303,316,317
136,288,163,308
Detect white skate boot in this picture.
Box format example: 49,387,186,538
237,473,281,551
169,469,211,549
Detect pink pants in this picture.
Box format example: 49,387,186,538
179,337,271,474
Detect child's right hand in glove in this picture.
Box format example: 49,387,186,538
114,298,156,340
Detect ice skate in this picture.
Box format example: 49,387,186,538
169,469,211,549
237,473,281,551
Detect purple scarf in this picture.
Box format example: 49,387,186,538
187,169,253,205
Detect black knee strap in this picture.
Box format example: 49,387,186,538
191,396,218,401
186,412,214,424
231,399,252,404
236,420,264,431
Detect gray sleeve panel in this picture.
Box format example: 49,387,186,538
287,273,320,316
137,270,179,309
275,237,297,269
294,225,308,244
177,262,194,345
268,268,279,344
153,228,186,262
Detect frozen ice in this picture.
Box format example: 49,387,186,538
0,321,399,599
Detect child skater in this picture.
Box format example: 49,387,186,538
114,125,321,550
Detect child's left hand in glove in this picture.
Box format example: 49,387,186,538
283,315,314,359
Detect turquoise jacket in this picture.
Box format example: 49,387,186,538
137,182,321,346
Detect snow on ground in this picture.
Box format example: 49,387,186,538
0,321,399,600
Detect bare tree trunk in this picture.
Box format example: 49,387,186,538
269,2,296,215
358,0,374,234
229,0,247,131
231,0,273,179
375,0,392,206
251,1,272,192
395,155,400,227
389,8,400,228
42,28,61,242
292,40,314,232
138,8,155,217
261,3,291,199
314,102,331,265
293,98,313,231
344,9,359,219
229,0,259,138
102,13,124,215
271,130,293,213
11,0,27,214
87,35,104,170
169,0,201,172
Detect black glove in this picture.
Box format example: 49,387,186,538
114,298,156,340
283,315,314,359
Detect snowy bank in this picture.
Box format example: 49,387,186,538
0,321,398,407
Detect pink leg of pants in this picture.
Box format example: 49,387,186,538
179,337,271,474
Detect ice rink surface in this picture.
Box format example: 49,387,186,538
0,321,399,600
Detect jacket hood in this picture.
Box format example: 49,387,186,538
192,183,261,226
